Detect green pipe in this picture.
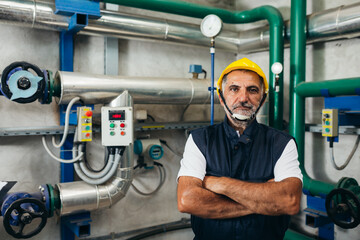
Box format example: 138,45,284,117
289,0,335,197
296,78,360,97
102,0,284,129
284,229,314,240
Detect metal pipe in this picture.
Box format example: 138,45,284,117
54,71,215,105
295,77,360,97
56,164,133,215
289,0,335,197
2,1,360,54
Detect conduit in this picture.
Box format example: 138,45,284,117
289,0,335,197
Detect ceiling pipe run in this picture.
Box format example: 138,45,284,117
1,1,360,53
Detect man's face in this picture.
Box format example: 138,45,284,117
220,70,263,123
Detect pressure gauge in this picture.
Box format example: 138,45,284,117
200,14,223,38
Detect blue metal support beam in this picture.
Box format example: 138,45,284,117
56,1,100,239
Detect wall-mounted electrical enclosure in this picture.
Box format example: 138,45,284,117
101,106,133,146
322,109,339,137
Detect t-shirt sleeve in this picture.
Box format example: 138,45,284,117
274,139,303,182
177,134,206,182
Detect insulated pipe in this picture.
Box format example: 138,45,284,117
56,165,133,215
289,0,335,197
101,0,284,130
54,71,215,105
295,78,360,97
2,1,360,54
0,0,239,52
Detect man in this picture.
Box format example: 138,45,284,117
177,58,303,240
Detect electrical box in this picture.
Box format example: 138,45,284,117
77,106,93,142
101,106,133,146
322,109,338,137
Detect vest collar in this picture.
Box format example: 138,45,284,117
223,116,259,144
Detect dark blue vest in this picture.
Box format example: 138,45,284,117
190,118,293,240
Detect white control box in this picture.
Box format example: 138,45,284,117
101,106,133,146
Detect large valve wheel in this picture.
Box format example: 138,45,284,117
325,188,360,229
3,198,48,239
1,61,45,103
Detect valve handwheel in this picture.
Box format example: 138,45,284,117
3,198,48,239
1,61,45,103
325,188,360,229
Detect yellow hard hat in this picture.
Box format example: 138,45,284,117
217,58,268,95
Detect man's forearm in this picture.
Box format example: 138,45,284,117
203,176,302,216
177,176,253,219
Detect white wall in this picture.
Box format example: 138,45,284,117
0,0,360,239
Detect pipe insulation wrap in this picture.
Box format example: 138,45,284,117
2,1,360,53
54,71,217,105
56,167,133,215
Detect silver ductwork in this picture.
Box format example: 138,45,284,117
2,1,360,53
54,71,217,105
56,147,133,215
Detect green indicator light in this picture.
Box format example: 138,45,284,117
325,128,330,133
325,121,330,125
110,131,115,136
86,126,91,131
110,123,115,128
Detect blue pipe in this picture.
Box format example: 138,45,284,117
210,47,215,125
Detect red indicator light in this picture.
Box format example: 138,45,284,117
85,111,93,117
121,131,125,136
120,123,125,128
86,133,91,138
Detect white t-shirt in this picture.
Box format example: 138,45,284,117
177,134,303,182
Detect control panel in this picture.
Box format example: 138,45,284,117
322,109,339,137
101,106,133,146
77,106,93,142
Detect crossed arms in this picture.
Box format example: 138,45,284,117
177,175,302,219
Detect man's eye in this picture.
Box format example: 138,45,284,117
249,88,259,93
230,87,238,92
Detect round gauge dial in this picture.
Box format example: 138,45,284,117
200,14,223,38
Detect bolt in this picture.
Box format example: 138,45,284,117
17,77,31,90
20,213,32,224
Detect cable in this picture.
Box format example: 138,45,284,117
51,96,81,148
180,104,190,121
160,139,182,158
330,135,360,170
83,144,111,173
73,146,125,185
42,136,83,163
131,164,166,196
147,114,155,122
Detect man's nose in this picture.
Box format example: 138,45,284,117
238,88,249,102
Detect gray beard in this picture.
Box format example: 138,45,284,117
224,106,254,129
